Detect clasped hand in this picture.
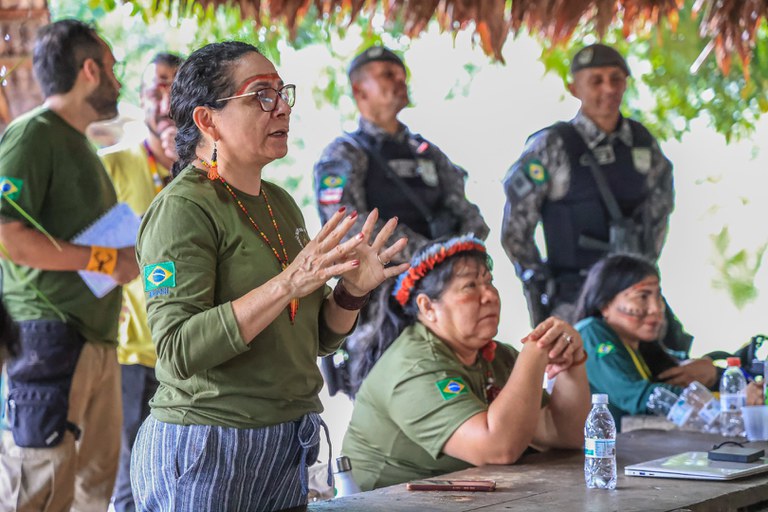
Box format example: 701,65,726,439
280,208,409,299
522,316,585,378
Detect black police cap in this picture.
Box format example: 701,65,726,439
570,44,630,76
348,46,405,78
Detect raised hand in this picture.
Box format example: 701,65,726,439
337,208,409,297
280,208,408,300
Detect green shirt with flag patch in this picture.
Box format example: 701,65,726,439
577,316,682,429
342,322,547,490
136,166,347,429
0,107,120,343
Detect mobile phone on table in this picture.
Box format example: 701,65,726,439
406,479,496,492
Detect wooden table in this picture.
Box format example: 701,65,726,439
309,430,768,512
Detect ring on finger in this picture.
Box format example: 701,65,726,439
563,333,573,344
376,253,390,266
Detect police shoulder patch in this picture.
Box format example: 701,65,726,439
0,177,23,201
596,341,616,358
318,174,346,205
144,261,176,293
436,377,469,401
525,159,548,184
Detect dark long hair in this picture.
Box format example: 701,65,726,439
169,41,261,176
348,241,491,392
574,254,660,321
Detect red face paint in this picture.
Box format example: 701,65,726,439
233,73,282,96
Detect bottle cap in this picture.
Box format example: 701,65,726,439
335,456,352,473
726,357,741,367
592,393,609,404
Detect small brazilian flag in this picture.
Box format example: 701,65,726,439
144,261,176,291
597,342,615,358
0,177,23,201
525,159,548,184
436,377,469,401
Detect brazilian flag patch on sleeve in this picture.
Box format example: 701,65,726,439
525,159,549,184
0,177,23,201
144,261,176,293
436,377,469,401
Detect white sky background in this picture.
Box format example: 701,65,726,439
115,24,767,456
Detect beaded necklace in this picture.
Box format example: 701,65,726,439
215,172,299,324
143,140,169,195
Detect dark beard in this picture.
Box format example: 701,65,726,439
86,67,118,120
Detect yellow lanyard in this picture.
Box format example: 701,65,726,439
143,141,167,195
625,343,653,381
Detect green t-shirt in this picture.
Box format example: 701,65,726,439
577,316,682,427
342,322,532,490
0,107,120,343
136,166,346,429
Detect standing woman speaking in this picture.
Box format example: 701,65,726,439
131,41,407,512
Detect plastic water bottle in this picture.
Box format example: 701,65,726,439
720,357,747,437
584,394,617,490
667,381,719,431
333,456,361,498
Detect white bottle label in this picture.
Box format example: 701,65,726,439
584,438,615,458
667,399,694,426
720,393,746,412
698,399,720,425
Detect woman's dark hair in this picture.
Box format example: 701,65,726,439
33,19,103,98
347,241,491,394
170,41,261,176
574,254,660,321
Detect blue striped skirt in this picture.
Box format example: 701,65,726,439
130,413,330,511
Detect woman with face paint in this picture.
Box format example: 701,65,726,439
131,42,407,511
573,254,707,428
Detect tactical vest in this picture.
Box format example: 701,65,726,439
353,130,442,239
541,120,653,276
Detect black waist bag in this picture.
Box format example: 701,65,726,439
5,320,84,447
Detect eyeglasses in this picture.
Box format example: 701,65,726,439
217,84,296,112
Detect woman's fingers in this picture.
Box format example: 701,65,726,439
314,206,349,244
369,214,397,253
382,262,410,279
358,208,379,247
377,236,408,265
522,316,556,343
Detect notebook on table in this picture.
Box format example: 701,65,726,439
625,451,768,481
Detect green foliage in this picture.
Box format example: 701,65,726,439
538,6,768,142
710,227,766,309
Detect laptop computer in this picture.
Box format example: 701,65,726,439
625,451,768,481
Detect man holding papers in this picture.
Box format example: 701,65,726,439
0,20,138,511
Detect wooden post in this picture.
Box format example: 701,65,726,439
0,1,49,133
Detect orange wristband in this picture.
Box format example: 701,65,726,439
572,348,588,367
86,246,117,275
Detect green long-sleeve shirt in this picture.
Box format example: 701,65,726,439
577,316,682,428
137,166,346,428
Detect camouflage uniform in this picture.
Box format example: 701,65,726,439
314,117,489,396
315,117,489,261
501,111,674,322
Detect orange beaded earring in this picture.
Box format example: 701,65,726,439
206,141,219,180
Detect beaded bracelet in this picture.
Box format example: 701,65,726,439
333,280,371,311
572,348,588,367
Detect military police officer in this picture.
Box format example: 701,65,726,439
501,43,674,328
314,46,489,397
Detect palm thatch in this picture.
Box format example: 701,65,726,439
160,0,768,72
